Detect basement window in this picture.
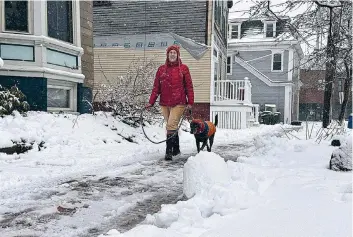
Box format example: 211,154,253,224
47,83,77,111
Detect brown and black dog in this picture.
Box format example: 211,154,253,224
189,114,218,153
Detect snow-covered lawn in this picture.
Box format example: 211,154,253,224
0,112,351,237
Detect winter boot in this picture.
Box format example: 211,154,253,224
172,133,181,156
165,134,173,160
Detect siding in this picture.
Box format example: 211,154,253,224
93,1,208,44
93,47,211,103
229,61,286,121
236,50,289,81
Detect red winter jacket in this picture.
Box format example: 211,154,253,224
149,53,194,107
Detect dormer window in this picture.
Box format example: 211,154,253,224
229,24,240,39
264,21,276,38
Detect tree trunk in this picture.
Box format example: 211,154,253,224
322,8,340,128
338,63,352,124
322,41,335,127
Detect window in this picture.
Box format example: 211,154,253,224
47,82,77,111
47,49,78,68
272,53,282,71
0,44,34,61
47,1,73,43
230,25,240,39
266,23,274,37
227,56,232,74
214,0,227,41
4,0,28,32
337,79,343,92
213,48,219,100
47,87,70,108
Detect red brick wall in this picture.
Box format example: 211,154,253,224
299,70,325,104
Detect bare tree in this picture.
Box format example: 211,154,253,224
93,57,162,127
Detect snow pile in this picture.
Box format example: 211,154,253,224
99,125,352,237
330,132,352,171
0,111,152,149
183,152,231,198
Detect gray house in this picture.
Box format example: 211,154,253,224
227,16,304,123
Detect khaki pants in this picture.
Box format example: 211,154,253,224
160,105,186,131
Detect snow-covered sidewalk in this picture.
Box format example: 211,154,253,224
0,111,285,237
101,124,352,237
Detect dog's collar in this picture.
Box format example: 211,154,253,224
198,121,209,137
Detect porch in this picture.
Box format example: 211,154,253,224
214,78,252,105
211,78,259,129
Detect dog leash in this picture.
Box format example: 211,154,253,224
140,107,192,144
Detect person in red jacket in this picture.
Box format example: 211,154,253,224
146,44,194,160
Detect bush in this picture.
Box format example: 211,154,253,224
0,85,30,116
93,57,162,126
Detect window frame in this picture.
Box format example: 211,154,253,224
271,51,283,72
0,43,35,62
46,48,78,69
264,21,276,38
46,0,74,44
229,24,240,39
47,82,77,112
1,0,33,34
227,56,232,75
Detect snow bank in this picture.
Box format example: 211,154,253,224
330,133,352,171
99,123,352,237
183,152,231,198
0,112,286,200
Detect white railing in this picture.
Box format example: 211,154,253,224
214,77,252,104
247,104,260,127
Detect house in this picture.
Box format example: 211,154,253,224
227,16,304,124
93,0,256,129
0,0,93,113
299,69,352,121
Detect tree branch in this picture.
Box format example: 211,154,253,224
314,1,343,9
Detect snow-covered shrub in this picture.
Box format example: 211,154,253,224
0,85,30,116
93,57,161,127
329,134,352,172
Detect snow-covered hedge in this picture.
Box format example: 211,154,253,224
0,85,30,116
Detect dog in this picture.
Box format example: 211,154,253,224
189,114,218,153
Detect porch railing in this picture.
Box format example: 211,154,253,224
214,77,252,104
